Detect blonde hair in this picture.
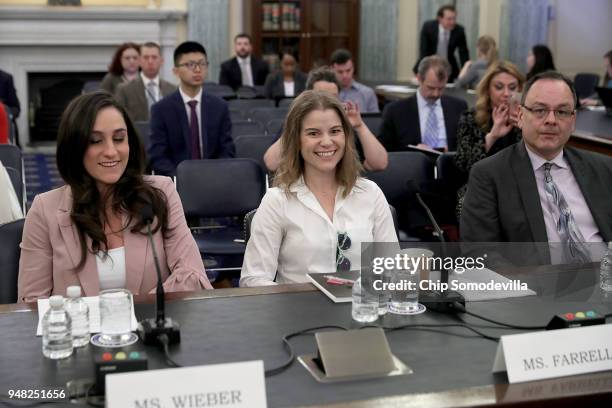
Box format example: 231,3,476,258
274,90,362,197
476,35,498,65
474,60,525,131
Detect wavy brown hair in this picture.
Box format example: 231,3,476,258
56,91,168,270
108,42,140,76
474,60,525,131
274,90,362,197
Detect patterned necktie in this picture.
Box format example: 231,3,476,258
187,100,201,160
146,81,157,109
423,102,439,148
543,163,590,263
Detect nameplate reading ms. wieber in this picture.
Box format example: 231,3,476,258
492,324,612,383
106,360,267,407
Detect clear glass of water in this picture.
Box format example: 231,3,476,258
389,248,433,315
98,289,134,346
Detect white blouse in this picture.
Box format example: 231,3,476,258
96,246,127,290
240,177,398,286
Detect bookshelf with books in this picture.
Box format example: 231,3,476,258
246,0,359,73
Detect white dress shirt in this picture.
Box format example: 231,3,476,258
416,89,448,148
283,80,295,97
240,177,398,287
237,56,253,87
178,86,204,158
97,247,127,290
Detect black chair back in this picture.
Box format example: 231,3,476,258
574,73,601,99
362,113,383,137
234,135,276,171
364,151,435,234
82,80,101,93
236,86,258,99
232,120,264,138
265,118,284,136
206,84,236,100
0,218,25,304
227,99,275,117
229,109,244,122
176,158,266,218
248,107,288,127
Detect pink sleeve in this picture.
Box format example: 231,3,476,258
158,177,213,291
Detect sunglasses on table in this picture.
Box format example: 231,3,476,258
336,232,352,272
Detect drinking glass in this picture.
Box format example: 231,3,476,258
388,248,433,315
91,289,138,347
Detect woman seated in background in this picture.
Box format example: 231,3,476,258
454,61,525,218
100,42,140,95
263,47,307,100
455,35,498,89
18,91,212,302
241,91,397,287
526,44,555,80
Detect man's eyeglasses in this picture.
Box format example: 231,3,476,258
336,232,352,272
176,61,209,71
522,105,575,120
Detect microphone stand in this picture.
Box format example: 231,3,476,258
137,214,181,346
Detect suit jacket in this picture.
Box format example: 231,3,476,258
17,176,212,303
378,94,468,151
115,76,176,122
0,69,20,118
219,56,270,90
413,20,470,81
460,142,612,265
148,89,236,177
263,71,307,100
100,73,125,95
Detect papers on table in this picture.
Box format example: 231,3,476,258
36,296,138,336
375,85,417,95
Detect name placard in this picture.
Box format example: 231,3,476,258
492,324,612,383
106,360,267,408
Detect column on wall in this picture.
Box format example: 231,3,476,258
359,0,398,82
187,0,229,83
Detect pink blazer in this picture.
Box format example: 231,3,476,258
17,175,212,303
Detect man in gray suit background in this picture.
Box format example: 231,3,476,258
461,71,612,265
115,42,176,122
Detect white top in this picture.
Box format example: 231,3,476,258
179,86,204,158
237,55,254,87
240,177,398,287
416,89,448,148
96,247,127,290
283,80,295,97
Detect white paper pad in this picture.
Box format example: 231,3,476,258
375,85,417,94
36,296,138,336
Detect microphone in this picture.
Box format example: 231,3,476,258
406,180,465,314
137,203,181,346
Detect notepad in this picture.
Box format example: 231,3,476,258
36,296,138,336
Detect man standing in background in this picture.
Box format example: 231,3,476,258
219,33,269,90
413,5,469,82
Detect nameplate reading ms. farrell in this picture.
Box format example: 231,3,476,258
492,324,612,383
106,360,267,408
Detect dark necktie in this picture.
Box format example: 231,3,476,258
543,162,590,263
187,100,201,159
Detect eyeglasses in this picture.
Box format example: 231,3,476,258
522,105,575,120
336,232,352,272
176,61,209,71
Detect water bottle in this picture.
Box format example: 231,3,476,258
42,296,73,359
600,242,612,292
351,277,378,323
65,286,90,347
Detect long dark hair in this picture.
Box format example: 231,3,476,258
526,44,556,80
56,91,168,270
108,42,140,76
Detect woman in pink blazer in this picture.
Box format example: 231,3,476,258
18,91,212,303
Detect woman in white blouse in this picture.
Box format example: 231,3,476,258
240,90,397,286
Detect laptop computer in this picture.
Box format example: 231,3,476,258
595,87,612,114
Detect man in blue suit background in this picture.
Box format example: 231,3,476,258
149,41,235,177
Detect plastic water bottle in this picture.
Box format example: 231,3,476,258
351,277,378,323
42,296,73,359
600,242,612,292
65,286,90,347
